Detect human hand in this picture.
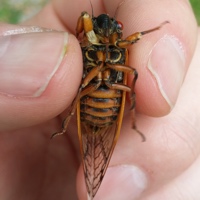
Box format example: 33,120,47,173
0,0,198,200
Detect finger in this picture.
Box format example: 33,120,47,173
23,3,68,30
105,0,198,117
0,23,82,131
77,163,147,200
130,29,200,200
52,0,104,34
142,155,200,200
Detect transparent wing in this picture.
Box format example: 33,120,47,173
81,124,118,198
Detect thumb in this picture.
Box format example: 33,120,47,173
0,24,82,131
106,0,197,116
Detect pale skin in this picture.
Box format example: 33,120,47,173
0,0,199,200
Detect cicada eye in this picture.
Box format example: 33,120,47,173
117,20,123,30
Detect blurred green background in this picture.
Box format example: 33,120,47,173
0,0,48,23
190,0,200,24
0,0,200,24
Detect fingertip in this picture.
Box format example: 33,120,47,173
76,166,88,200
52,0,104,33
0,30,82,130
76,164,148,200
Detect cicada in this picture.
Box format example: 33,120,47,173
52,6,168,200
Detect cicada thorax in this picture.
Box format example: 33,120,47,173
80,45,126,129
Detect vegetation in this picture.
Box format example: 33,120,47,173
0,1,23,23
0,0,48,23
190,0,200,24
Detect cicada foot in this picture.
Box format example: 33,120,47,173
50,116,71,139
133,125,146,142
131,108,146,142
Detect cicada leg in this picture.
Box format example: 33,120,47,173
51,87,82,138
51,55,104,138
81,51,104,88
104,64,133,92
51,80,102,139
76,11,99,44
116,21,169,48
106,62,137,105
106,62,146,141
129,74,147,142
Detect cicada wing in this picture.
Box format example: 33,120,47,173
77,96,125,199
81,124,118,198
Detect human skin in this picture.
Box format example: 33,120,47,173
0,0,199,199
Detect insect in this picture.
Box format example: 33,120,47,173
52,4,168,200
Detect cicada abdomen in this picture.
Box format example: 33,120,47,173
52,9,168,200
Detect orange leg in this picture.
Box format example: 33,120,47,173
81,51,104,87
51,52,104,138
103,68,131,92
106,62,138,109
105,62,145,141
51,79,102,138
76,11,99,44
116,21,169,48
51,87,82,138
106,62,136,73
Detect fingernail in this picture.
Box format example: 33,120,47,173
0,28,68,97
148,35,186,109
95,165,147,200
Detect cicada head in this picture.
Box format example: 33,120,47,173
92,14,123,38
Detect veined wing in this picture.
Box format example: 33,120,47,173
81,124,117,199
77,93,125,199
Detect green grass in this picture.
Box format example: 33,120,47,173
190,0,200,25
0,1,23,23
0,0,48,24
